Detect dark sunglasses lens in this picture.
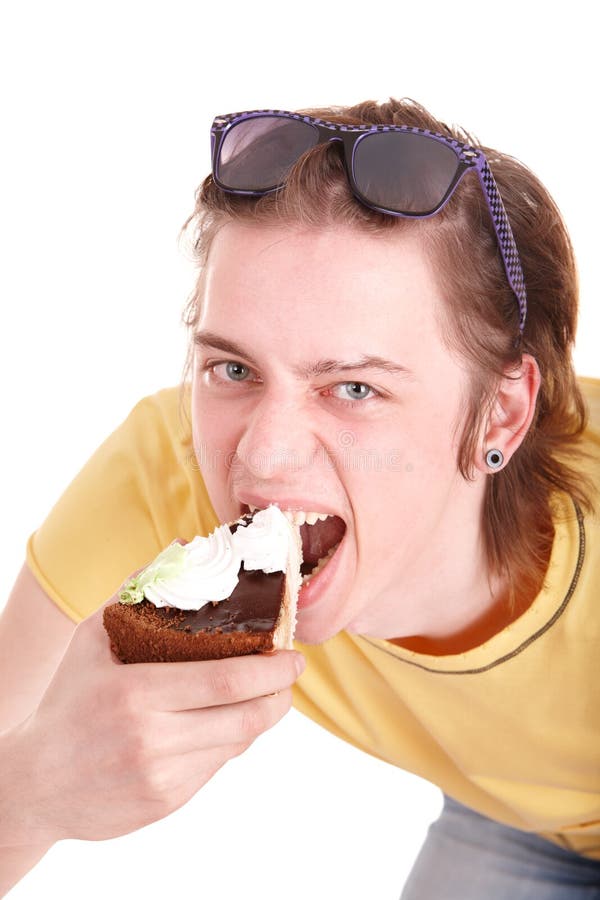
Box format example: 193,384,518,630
353,132,460,214
216,116,319,191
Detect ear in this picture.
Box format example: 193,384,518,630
474,353,541,474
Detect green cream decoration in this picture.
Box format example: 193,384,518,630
119,541,188,604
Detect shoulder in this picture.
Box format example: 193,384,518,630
106,383,215,539
101,384,198,491
26,383,216,621
120,384,192,451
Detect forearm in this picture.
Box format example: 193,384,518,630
0,723,56,896
0,842,55,897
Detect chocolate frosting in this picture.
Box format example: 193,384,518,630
148,567,285,634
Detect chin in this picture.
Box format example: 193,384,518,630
294,618,342,645
294,598,356,645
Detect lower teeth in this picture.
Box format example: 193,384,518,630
301,541,341,585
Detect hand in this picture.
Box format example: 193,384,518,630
5,588,305,846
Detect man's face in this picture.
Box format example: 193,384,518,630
192,221,484,643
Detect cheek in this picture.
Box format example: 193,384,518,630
194,402,238,452
402,388,463,468
192,370,240,449
191,387,242,516
347,401,462,547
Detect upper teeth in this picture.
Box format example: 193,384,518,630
248,504,331,526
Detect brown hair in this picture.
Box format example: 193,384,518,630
180,97,594,607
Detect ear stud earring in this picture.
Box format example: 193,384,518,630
485,449,504,469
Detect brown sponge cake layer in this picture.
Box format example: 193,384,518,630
103,569,286,663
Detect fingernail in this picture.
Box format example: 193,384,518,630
295,653,306,676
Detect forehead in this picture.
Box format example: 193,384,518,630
199,221,448,365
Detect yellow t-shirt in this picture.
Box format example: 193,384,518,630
26,379,600,859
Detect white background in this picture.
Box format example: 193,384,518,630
1,1,598,897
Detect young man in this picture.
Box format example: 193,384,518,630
1,99,599,897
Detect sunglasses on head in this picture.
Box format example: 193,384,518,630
210,109,527,336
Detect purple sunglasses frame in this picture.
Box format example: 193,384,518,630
211,109,527,336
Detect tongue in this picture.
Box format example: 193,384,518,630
300,516,346,566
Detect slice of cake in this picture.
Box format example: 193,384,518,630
103,506,302,663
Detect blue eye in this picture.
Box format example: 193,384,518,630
224,361,250,381
202,359,260,387
342,382,372,400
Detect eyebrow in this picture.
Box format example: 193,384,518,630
193,330,414,380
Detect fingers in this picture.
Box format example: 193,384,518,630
124,650,305,712
153,688,294,756
130,739,255,816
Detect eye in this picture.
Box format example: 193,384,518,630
207,360,255,382
323,381,380,407
198,358,262,390
222,361,251,381
334,381,374,401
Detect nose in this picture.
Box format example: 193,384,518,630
234,392,320,482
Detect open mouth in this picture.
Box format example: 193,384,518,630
242,504,347,585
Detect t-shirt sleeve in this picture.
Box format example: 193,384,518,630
26,387,218,623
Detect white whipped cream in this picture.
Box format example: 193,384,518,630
143,525,241,610
231,506,291,573
122,505,295,611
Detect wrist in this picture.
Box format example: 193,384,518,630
0,719,58,851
